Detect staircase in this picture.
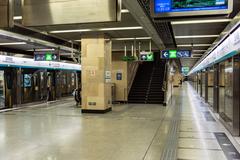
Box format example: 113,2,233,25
128,59,166,104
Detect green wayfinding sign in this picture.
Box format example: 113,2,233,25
169,50,177,58
140,52,154,61
45,53,53,61
122,56,136,61
182,67,190,75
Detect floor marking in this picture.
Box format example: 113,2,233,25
214,132,240,160
178,137,216,140
178,147,222,151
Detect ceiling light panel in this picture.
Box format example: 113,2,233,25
50,26,143,34
99,26,143,31
0,42,27,46
192,50,207,52
13,16,23,20
175,35,219,39
112,37,151,41
171,19,232,25
177,44,212,47
121,9,129,13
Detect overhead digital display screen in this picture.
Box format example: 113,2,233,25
155,0,228,13
152,0,232,18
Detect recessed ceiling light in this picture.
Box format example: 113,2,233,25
192,53,204,55
50,26,143,33
0,42,27,46
99,26,143,31
112,37,151,41
13,16,23,20
121,9,129,13
177,44,212,47
192,50,207,52
27,48,55,51
171,19,232,25
175,35,219,39
75,37,151,42
50,29,93,34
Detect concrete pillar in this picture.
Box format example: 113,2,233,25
81,35,112,113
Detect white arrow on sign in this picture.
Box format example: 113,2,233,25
163,52,168,58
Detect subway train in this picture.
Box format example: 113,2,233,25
0,55,81,110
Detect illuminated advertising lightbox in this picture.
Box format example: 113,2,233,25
139,52,154,61
24,74,32,88
152,0,233,18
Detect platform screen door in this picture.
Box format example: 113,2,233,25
0,71,5,109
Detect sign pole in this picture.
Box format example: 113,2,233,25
124,44,127,57
149,40,152,52
131,44,134,57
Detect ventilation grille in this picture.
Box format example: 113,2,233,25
138,0,176,48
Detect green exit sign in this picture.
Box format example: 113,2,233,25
45,53,53,61
169,50,177,58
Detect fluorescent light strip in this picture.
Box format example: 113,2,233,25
112,37,151,41
50,29,92,34
50,26,143,33
175,35,219,39
75,37,151,42
192,50,207,52
121,9,129,13
192,54,203,56
99,26,143,31
0,42,27,46
171,19,232,25
13,16,23,20
177,44,212,47
27,48,55,51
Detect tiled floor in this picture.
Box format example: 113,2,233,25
0,83,239,160
177,83,240,160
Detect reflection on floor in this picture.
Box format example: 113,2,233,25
0,83,239,160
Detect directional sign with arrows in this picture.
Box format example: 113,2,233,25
161,50,191,59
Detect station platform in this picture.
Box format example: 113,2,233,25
0,83,239,160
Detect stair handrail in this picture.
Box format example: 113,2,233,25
162,61,168,92
127,62,139,95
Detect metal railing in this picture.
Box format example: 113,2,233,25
127,62,139,95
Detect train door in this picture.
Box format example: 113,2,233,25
0,71,5,109
55,71,62,99
4,68,14,108
47,71,56,101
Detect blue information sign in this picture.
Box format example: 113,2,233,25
116,73,122,81
161,50,191,59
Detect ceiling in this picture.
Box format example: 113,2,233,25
172,20,230,68
0,0,240,69
0,1,163,55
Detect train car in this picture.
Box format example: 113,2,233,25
0,55,81,110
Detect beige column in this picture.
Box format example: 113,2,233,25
81,35,112,113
